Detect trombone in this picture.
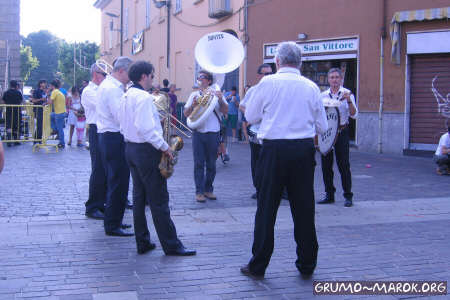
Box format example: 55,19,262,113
153,100,192,138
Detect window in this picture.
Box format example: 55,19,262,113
145,0,151,28
124,7,129,40
174,0,182,14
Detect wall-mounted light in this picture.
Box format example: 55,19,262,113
298,33,308,40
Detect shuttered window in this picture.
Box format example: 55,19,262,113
409,54,450,145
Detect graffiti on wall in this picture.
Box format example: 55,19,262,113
431,75,450,119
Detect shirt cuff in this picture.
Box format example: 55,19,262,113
160,142,169,151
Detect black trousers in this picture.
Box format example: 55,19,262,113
85,124,106,214
248,138,319,275
250,142,262,189
192,131,219,194
33,107,43,140
321,127,353,199
98,132,130,232
5,107,21,140
125,142,182,252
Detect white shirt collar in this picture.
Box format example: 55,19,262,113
277,67,301,75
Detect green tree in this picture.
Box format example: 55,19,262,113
58,41,99,88
20,45,39,82
22,30,60,86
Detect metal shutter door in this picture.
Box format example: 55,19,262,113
410,54,450,145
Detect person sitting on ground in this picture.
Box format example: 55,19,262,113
434,125,450,175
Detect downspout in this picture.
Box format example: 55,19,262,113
378,0,387,153
243,0,248,88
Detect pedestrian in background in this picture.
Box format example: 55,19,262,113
3,80,24,146
224,86,240,142
48,79,67,149
67,86,82,146
31,80,47,143
434,124,450,175
0,139,4,173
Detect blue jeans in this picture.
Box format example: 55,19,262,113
192,131,219,194
51,112,66,145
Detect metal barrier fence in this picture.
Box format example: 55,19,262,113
0,104,58,152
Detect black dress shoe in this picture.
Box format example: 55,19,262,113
344,198,353,207
165,246,196,256
137,242,156,254
251,193,257,199
105,228,134,237
317,194,335,204
85,210,104,220
120,223,132,229
240,265,264,280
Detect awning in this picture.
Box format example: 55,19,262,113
390,7,450,64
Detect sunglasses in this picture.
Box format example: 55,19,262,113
150,74,154,79
96,71,107,77
197,75,208,80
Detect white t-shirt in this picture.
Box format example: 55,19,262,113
435,132,450,155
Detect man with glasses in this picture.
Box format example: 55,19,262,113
81,64,107,220
96,56,134,236
184,70,228,203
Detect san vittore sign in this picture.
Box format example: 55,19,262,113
264,38,358,58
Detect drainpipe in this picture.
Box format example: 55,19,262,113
243,0,248,87
378,0,386,153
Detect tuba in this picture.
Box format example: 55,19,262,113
187,32,244,129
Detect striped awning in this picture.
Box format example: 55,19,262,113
390,7,450,64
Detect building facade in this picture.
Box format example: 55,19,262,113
94,0,246,104
247,0,450,154
0,0,21,93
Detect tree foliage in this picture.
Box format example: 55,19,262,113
20,45,39,82
21,30,99,89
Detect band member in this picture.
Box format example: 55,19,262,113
317,68,358,207
96,56,133,236
240,64,273,199
242,42,327,279
183,70,228,203
81,63,107,219
119,60,196,256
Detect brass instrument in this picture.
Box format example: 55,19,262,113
155,91,190,178
95,59,113,75
188,89,214,122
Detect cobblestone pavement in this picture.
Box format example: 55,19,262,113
0,138,449,300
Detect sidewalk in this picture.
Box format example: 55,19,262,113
0,140,448,299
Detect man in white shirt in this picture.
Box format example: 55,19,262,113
242,42,327,279
96,56,134,237
239,64,273,200
183,70,228,203
119,61,196,256
434,125,450,175
81,63,107,220
317,68,358,207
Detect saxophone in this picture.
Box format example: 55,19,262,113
158,93,184,179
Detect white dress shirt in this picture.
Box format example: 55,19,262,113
322,87,358,126
184,90,227,133
96,75,125,133
245,67,328,140
81,81,99,125
119,86,169,151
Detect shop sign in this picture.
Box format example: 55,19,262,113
264,38,358,58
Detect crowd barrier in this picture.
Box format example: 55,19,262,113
0,104,59,152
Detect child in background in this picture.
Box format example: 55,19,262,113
75,106,86,147
67,86,81,146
